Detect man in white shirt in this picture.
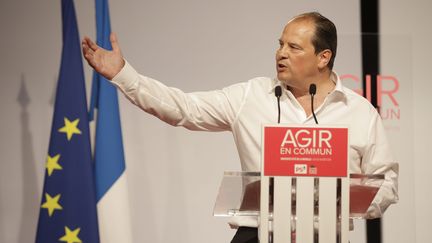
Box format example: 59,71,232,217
82,12,398,243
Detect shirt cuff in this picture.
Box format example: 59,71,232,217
111,59,140,90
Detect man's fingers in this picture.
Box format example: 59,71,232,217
82,43,96,68
110,32,121,53
84,53,99,70
83,36,99,51
82,42,92,55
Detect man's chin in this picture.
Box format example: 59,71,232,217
277,74,289,83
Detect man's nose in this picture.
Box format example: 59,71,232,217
277,47,288,59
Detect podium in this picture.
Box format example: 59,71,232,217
213,172,384,243
213,124,384,243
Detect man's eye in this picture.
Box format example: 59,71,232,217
290,44,302,50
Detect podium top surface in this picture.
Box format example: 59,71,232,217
213,171,384,219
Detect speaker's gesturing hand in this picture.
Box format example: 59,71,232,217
82,33,125,80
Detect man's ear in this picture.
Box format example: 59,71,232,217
318,49,332,69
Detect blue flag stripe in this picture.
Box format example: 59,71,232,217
92,0,126,202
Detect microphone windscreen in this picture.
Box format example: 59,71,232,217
275,86,282,97
309,83,317,95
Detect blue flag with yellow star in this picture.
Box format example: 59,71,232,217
35,0,100,242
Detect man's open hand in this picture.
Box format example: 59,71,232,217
82,33,125,80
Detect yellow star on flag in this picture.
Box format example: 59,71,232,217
41,193,63,217
59,226,82,243
46,154,62,176
58,117,81,141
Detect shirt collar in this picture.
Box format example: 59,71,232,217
268,78,285,94
330,71,348,99
268,71,348,100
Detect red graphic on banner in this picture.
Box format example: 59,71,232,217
263,126,348,177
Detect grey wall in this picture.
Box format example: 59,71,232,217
0,0,430,242
380,1,432,242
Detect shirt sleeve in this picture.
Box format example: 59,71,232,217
110,60,248,131
361,109,399,218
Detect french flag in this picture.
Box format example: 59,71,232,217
90,0,133,242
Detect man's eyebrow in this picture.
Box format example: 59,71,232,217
288,41,301,47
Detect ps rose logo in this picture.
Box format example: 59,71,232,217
294,164,307,174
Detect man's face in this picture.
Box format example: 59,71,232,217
276,19,320,89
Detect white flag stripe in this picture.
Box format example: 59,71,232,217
97,172,133,243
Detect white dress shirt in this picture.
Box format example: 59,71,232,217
111,60,399,228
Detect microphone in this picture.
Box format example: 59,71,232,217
309,84,319,124
275,86,282,124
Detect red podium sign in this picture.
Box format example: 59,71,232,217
263,125,348,177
